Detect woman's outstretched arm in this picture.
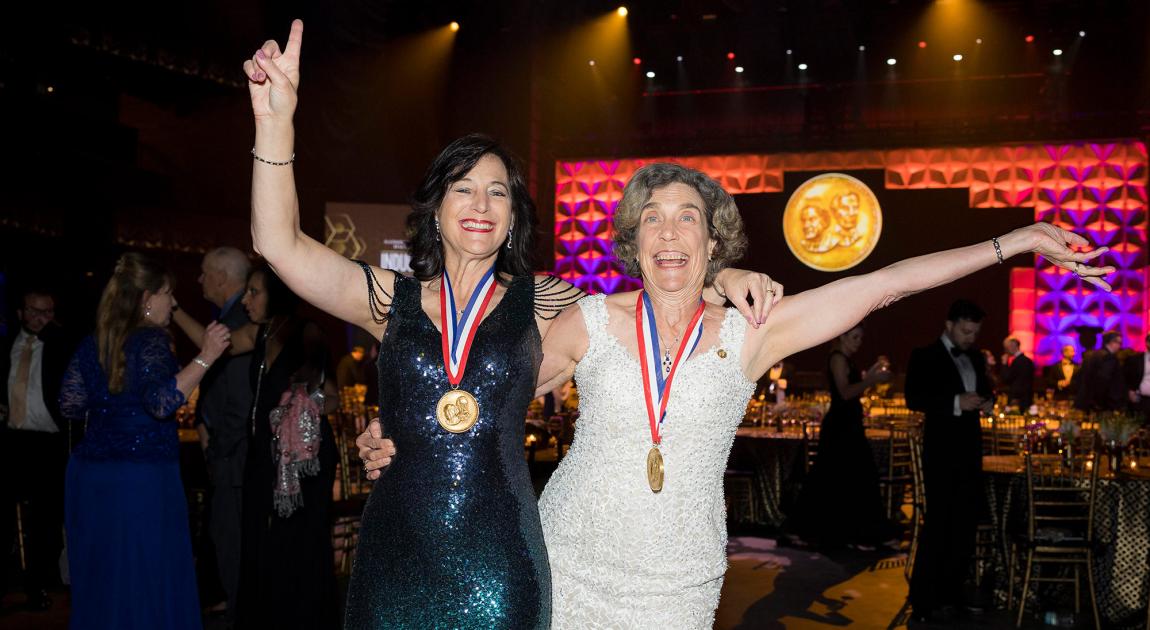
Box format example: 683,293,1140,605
743,223,1114,380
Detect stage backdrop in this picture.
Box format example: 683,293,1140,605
554,141,1147,371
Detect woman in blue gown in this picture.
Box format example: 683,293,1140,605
59,252,231,629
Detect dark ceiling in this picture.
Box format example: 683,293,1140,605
0,0,1146,259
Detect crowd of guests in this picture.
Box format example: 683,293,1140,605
787,301,1148,623
1,249,345,628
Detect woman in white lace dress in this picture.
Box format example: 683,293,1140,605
362,163,1112,628
531,163,1112,628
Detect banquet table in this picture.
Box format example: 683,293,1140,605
982,454,1150,627
726,427,892,530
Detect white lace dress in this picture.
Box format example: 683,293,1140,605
539,294,756,629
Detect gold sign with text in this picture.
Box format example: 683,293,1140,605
783,173,882,272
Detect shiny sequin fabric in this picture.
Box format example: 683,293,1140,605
344,274,550,629
539,295,755,629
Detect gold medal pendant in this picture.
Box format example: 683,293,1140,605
647,446,664,493
436,389,479,433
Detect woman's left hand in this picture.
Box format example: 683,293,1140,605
713,269,784,328
1017,223,1115,291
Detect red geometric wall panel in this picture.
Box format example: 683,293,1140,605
555,140,1147,363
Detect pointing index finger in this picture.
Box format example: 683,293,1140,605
284,19,304,59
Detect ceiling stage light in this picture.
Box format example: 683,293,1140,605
646,71,655,78
1078,30,1086,37
953,54,963,61
727,52,736,60
449,21,459,32
1025,35,1035,43
858,45,866,52
918,41,927,49
633,57,641,65
676,55,683,62
735,66,744,73
617,7,628,17
976,38,983,44
588,60,596,66
798,63,808,70
886,58,897,66
1053,49,1063,56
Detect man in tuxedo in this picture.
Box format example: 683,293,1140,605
0,289,76,610
905,299,994,622
172,247,252,619
1124,334,1150,423
1044,344,1080,400
998,336,1035,411
1075,331,1125,412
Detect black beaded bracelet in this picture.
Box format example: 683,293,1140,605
251,147,295,166
991,237,1004,264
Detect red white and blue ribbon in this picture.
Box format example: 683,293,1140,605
635,291,705,446
440,266,498,386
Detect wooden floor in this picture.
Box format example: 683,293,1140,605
3,536,1087,629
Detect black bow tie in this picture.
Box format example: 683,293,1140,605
950,346,965,358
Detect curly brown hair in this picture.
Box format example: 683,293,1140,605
612,163,747,285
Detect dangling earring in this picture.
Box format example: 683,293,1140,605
145,306,152,319
507,228,513,250
434,217,441,242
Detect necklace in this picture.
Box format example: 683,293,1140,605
660,331,683,376
250,316,291,428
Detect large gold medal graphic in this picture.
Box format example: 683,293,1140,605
783,173,882,272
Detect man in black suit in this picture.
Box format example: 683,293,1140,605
1124,334,1150,423
1043,344,1080,400
0,289,76,610
173,247,252,619
905,299,994,622
1075,330,1125,412
998,336,1035,411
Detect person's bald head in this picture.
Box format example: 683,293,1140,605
199,247,251,307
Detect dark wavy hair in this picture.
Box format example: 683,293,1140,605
249,262,299,321
406,134,537,284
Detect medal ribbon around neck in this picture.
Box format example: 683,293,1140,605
440,266,498,387
636,291,705,446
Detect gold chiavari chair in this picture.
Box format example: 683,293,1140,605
331,410,373,576
1009,451,1101,629
905,432,926,584
990,415,1027,456
878,426,914,521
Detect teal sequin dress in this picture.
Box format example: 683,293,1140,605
344,274,550,629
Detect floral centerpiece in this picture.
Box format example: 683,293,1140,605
1052,420,1082,465
1021,419,1047,453
1096,411,1142,472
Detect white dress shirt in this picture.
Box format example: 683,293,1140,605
7,329,59,433
940,334,977,416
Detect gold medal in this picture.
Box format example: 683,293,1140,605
436,389,479,433
647,446,665,493
437,267,497,434
782,173,882,272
